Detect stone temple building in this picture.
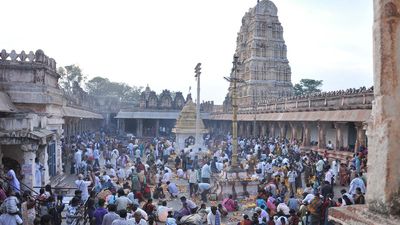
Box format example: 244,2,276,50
115,86,214,137
226,0,293,108
1,0,398,222
0,49,106,189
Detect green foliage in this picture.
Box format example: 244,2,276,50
86,76,143,102
58,65,87,94
58,65,143,102
293,79,323,96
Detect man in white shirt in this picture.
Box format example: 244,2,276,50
324,168,333,184
198,183,211,202
287,169,298,196
0,213,22,225
111,149,119,169
162,170,172,183
315,158,325,178
75,174,92,201
348,174,366,195
74,149,82,174
201,163,211,183
116,189,133,212
302,193,315,204
207,206,221,225
131,204,148,220
187,168,199,197
130,211,148,225
276,202,290,216
326,140,334,150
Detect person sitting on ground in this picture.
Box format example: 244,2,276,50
176,168,185,179
222,194,238,212
143,198,156,217
153,183,165,200
180,196,198,214
166,181,179,198
255,207,269,223
238,214,252,225
217,204,228,217
276,200,290,216
354,187,365,205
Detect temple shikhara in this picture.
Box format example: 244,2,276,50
227,0,293,107
1,0,399,224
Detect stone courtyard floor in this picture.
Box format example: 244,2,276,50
57,156,348,225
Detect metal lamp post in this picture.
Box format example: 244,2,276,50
195,63,201,149
224,55,244,169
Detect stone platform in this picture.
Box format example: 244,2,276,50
328,205,400,225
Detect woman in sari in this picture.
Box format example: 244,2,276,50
339,163,349,186
222,194,238,212
131,169,141,193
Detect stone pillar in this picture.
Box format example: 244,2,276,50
38,145,49,185
55,134,63,176
70,120,75,137
289,122,297,141
355,122,366,153
317,121,326,149
367,0,400,215
334,122,345,151
246,122,251,137
253,121,258,136
302,122,311,147
238,122,243,137
269,123,275,138
227,122,232,135
136,119,143,137
155,119,160,137
278,122,285,140
21,144,38,189
261,123,267,137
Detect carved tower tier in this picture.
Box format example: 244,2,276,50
228,0,293,107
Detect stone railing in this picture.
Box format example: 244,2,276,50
0,49,57,72
219,86,374,114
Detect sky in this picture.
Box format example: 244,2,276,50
1,0,373,104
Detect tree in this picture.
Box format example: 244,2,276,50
293,79,323,96
85,76,143,102
58,65,87,94
85,76,111,96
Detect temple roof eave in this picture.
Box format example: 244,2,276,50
210,109,371,122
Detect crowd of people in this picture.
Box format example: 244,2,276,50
0,129,368,225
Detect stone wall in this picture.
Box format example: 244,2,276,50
223,86,373,114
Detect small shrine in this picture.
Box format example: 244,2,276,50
172,100,208,150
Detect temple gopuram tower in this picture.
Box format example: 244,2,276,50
228,0,293,107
